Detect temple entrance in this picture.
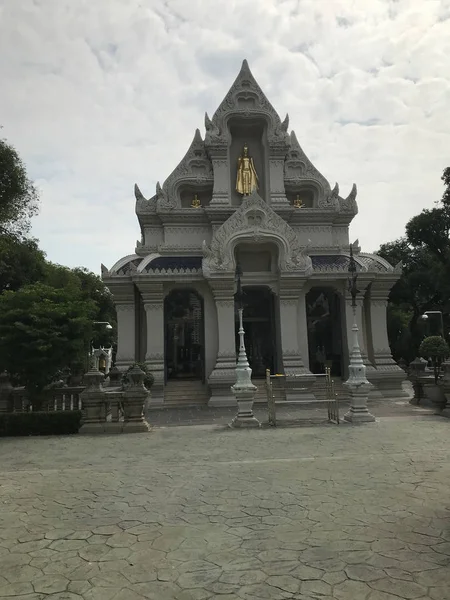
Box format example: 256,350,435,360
236,286,277,377
164,289,205,381
306,287,344,376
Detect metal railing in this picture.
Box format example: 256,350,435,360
265,367,340,426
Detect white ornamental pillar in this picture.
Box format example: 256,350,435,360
229,306,259,428
343,305,376,424
115,303,136,370
279,280,315,401
139,283,165,405
208,280,237,406
210,148,230,206
369,286,407,398
269,157,290,208
344,291,381,397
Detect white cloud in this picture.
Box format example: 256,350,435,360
0,0,449,271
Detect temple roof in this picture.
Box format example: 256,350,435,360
103,251,394,278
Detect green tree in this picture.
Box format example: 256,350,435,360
377,167,450,360
0,283,97,407
0,137,39,236
0,233,47,293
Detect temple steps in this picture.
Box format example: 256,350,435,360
163,380,210,406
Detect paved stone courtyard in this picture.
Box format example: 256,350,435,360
1,415,450,600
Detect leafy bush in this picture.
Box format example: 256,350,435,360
419,336,449,360
122,363,154,390
0,411,82,437
419,336,450,383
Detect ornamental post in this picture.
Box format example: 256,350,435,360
343,245,375,423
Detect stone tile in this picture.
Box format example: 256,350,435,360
369,578,428,599
33,576,69,594
345,565,386,582
177,569,222,589
0,582,35,596
266,574,300,593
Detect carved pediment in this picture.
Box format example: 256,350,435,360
205,60,290,151
157,129,213,211
285,131,332,197
202,191,312,276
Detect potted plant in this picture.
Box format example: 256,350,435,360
418,336,450,411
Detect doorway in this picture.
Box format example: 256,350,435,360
306,287,344,376
164,289,205,381
236,286,277,377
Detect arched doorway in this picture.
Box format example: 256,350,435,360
306,287,344,376
164,289,205,382
236,286,278,377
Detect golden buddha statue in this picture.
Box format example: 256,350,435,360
236,144,259,196
191,193,201,208
294,194,304,208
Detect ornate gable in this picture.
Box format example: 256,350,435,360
155,129,213,210
284,131,331,196
202,191,312,276
204,59,290,152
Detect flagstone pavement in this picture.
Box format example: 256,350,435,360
1,415,450,600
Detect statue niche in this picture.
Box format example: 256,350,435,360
229,118,268,206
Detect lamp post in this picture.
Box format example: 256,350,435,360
343,245,375,423
229,262,260,428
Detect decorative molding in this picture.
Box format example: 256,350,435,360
215,299,235,309
146,268,202,277
144,303,164,311
318,182,340,210
202,191,313,276
371,300,388,309
339,183,358,214
116,304,135,313
135,184,157,215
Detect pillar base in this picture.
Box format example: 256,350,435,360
208,356,237,407
229,415,261,428
122,420,150,433
343,409,376,424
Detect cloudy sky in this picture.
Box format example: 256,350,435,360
1,0,449,274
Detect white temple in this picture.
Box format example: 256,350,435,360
102,60,406,405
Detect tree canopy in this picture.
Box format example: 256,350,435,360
377,167,450,362
0,135,116,390
0,283,97,404
0,137,39,236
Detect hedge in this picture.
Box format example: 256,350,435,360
0,411,82,437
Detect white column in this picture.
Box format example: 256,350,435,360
369,288,407,398
297,288,309,370
210,150,230,206
279,280,314,401
208,280,237,406
115,303,136,370
269,158,290,208
138,283,165,405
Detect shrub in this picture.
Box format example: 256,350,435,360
0,411,82,437
419,336,450,383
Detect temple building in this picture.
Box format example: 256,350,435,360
102,60,406,405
